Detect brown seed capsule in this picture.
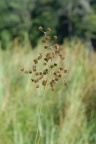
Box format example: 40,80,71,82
35,72,39,76
24,71,28,74
57,51,60,54
39,72,42,75
45,68,48,71
59,67,63,70
31,79,34,82
33,68,36,72
33,65,36,68
61,56,65,60
50,65,54,68
64,81,68,86
33,65,36,72
34,79,38,83
42,38,46,43
54,72,57,75
33,69,36,72
45,36,50,41
44,45,48,49
47,27,51,32
39,53,42,56
21,67,24,72
50,54,54,59
54,44,59,50
53,36,57,40
58,74,62,77
50,83,54,87
52,88,54,91
42,80,47,86
38,55,42,60
51,80,54,84
43,71,46,75
29,70,32,74
43,63,47,65
44,58,48,62
55,77,58,81
38,26,43,31
46,53,50,57
59,54,65,60
39,75,43,80
33,59,38,64
50,79,55,87
57,69,61,73
36,85,39,88
64,70,68,73
52,51,55,55
54,63,57,66
54,50,57,54
43,69,48,75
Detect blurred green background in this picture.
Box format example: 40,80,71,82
0,0,96,49
0,0,96,144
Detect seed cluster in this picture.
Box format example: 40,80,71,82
21,26,68,91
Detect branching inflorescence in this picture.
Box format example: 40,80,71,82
21,26,68,91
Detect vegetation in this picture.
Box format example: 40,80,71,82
0,37,96,143
0,0,96,48
0,0,96,143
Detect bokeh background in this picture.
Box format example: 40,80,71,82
0,0,96,144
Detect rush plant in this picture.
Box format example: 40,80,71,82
20,26,68,144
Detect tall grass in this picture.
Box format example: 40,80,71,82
0,40,96,144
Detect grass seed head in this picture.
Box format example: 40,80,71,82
22,26,68,91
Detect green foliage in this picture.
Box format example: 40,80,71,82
0,0,35,49
0,41,96,143
0,0,96,49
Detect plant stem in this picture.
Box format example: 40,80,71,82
34,87,46,144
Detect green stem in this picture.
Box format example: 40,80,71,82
34,87,46,144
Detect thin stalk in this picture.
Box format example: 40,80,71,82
34,87,46,144
34,60,51,144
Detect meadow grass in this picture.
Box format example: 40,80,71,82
0,39,96,144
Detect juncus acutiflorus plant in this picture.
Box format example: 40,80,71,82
20,26,68,144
